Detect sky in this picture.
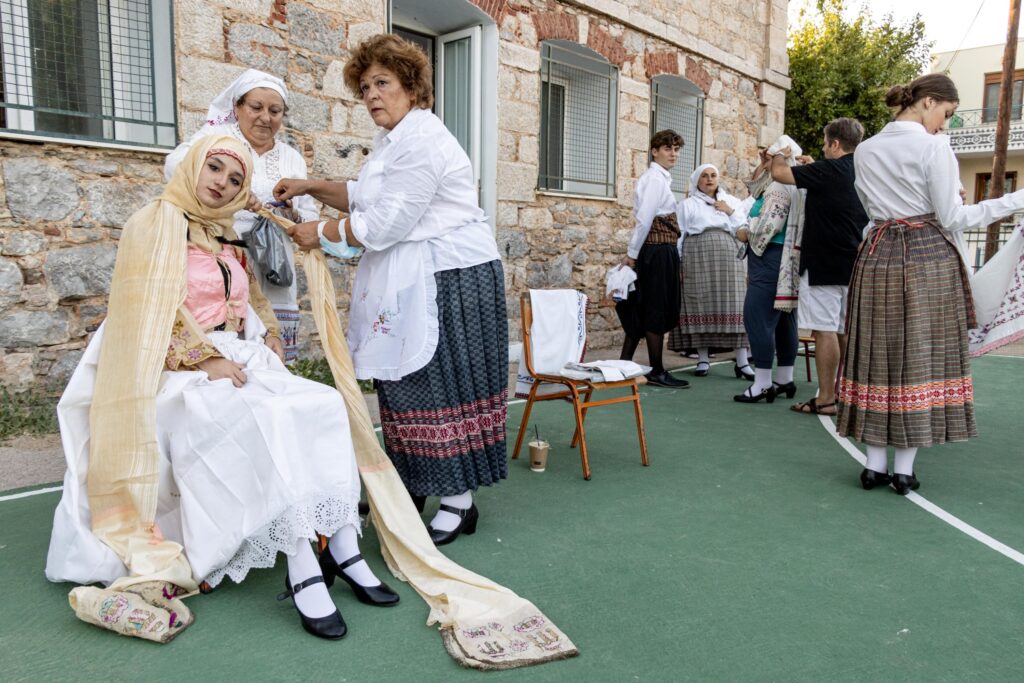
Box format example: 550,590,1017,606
788,0,1016,54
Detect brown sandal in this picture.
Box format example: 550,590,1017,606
790,398,836,415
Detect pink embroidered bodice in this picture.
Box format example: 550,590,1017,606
185,245,249,332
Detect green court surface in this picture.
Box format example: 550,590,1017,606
2,356,1022,681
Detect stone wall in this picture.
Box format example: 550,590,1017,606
0,0,788,389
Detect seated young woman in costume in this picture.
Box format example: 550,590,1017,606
46,135,397,643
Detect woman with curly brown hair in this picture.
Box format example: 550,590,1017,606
274,34,506,547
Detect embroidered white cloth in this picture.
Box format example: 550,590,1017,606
627,163,677,259
515,289,588,398
344,107,499,380
561,360,649,383
606,264,637,301
970,222,1024,355
855,121,1024,265
164,123,318,309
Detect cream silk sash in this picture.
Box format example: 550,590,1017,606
265,211,577,669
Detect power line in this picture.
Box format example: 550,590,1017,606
937,0,989,72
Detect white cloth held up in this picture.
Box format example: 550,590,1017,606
606,265,637,302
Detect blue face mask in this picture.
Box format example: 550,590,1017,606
320,234,363,260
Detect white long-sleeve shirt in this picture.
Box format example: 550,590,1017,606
854,121,1024,261
345,107,498,270
626,163,677,259
676,190,746,250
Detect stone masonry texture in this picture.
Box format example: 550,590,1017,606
0,0,788,390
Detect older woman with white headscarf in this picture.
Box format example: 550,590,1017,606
668,163,751,378
164,69,318,362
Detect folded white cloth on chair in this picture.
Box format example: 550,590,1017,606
605,265,637,302
515,289,588,398
561,360,650,383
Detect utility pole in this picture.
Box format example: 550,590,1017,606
987,0,1023,261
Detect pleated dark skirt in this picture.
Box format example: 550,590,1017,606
376,260,509,497
668,229,748,350
616,242,680,337
837,217,977,448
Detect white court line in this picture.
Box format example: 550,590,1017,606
0,485,63,503
0,366,706,502
817,413,1024,567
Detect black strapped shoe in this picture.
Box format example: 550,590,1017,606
277,574,347,639
428,503,479,546
891,472,921,496
772,381,797,399
319,551,400,607
733,386,775,403
734,364,755,381
859,468,892,490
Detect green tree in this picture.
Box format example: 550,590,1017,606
786,0,930,153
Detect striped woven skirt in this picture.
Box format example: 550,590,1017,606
669,228,748,350
376,260,509,497
837,216,977,448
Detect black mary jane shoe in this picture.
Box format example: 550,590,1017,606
277,575,347,640
693,362,711,377
734,364,755,381
319,551,400,607
429,503,479,546
859,468,892,490
891,473,921,496
772,381,797,399
733,385,776,403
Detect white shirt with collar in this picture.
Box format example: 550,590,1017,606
627,163,677,259
344,107,500,381
854,120,1024,262
676,190,746,248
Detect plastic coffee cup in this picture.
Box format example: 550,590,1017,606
528,440,549,472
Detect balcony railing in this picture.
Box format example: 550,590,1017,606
944,108,1024,154
964,215,1020,272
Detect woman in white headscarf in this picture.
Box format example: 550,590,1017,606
164,69,318,362
668,163,751,378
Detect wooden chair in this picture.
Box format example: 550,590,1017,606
798,334,815,382
511,292,649,480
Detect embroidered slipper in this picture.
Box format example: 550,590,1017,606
790,398,836,416
69,585,193,643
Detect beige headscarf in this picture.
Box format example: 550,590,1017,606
69,135,257,641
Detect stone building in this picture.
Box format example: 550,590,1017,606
0,0,789,390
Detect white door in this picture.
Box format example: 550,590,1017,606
436,26,481,186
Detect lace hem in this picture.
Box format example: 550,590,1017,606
202,492,360,588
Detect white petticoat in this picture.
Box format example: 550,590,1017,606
45,319,361,588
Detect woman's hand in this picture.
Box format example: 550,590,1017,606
621,256,636,268
197,357,247,387
736,227,749,243
285,220,321,250
265,335,285,362
714,200,734,216
273,178,312,203
245,193,262,213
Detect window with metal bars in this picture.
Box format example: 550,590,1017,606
650,75,704,199
538,40,617,198
0,0,175,148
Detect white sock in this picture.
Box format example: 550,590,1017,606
776,365,794,385
697,348,710,363
893,447,918,476
865,445,887,474
328,524,380,587
750,367,773,394
286,539,336,619
735,348,750,366
430,490,473,533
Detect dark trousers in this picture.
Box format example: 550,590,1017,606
743,244,798,370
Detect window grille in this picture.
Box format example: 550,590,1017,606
0,0,176,147
538,41,617,197
651,76,704,198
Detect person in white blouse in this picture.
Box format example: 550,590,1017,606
840,73,1024,495
617,129,690,388
274,34,507,547
668,164,752,379
164,69,319,363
